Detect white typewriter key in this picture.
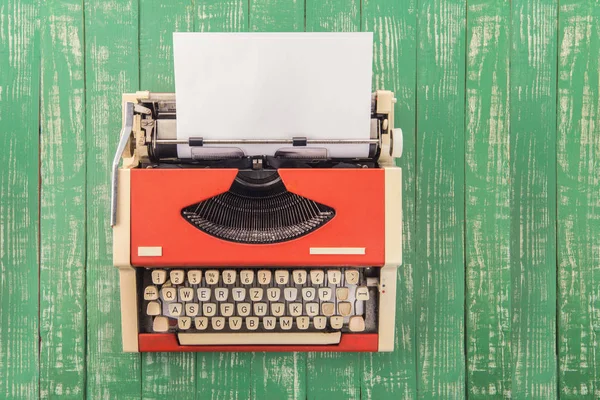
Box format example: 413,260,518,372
151,270,167,285
275,270,289,285
179,287,194,302
229,317,242,330
240,270,254,285
153,316,169,332
146,301,161,316
284,287,298,301
195,317,208,330
222,270,236,285
168,303,183,317
345,269,360,285
197,287,211,301
254,303,268,316
144,285,159,301
322,302,335,317
178,317,192,330
306,303,319,317
246,317,259,330
249,287,263,301
203,303,217,317
187,270,202,285
338,302,352,317
355,286,370,301
205,270,219,285
302,288,316,301
237,303,251,316
170,270,185,285
220,303,234,317
349,316,366,332
267,288,281,301
232,288,246,301
185,303,199,316
310,270,325,285
161,287,177,302
330,316,344,330
263,316,277,330
289,303,302,317
292,270,307,285
336,288,349,301
297,316,310,330
212,317,225,330
257,270,272,285
271,303,285,317
313,316,327,330
215,288,229,301
318,287,332,301
327,270,342,285
280,316,293,330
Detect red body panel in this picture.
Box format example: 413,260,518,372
130,169,385,267
139,333,379,352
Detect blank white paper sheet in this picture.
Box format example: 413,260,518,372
173,32,373,158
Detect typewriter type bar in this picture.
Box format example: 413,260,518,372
112,91,402,352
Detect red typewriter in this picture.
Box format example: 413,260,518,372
111,90,402,352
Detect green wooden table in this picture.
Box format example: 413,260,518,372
1,0,599,398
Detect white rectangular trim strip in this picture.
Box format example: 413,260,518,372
309,247,365,255
137,246,162,257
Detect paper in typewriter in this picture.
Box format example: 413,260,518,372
173,32,373,159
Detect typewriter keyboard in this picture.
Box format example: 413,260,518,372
139,267,378,335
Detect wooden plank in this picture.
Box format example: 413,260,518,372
194,2,253,399
306,0,359,32
249,0,304,32
557,0,600,397
84,0,141,397
248,2,306,399
415,0,466,396
39,0,86,397
0,1,40,399
509,0,558,396
138,2,196,398
304,2,361,399
464,0,511,397
140,0,194,91
361,0,418,398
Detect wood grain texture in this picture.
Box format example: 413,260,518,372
304,1,361,399
84,0,141,398
361,0,418,398
0,0,40,399
194,2,253,399
140,0,194,92
415,0,466,396
249,0,304,32
139,2,196,398
39,0,86,397
557,0,600,397
464,0,511,397
510,0,558,396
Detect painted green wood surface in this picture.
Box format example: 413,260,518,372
84,0,141,398
39,0,86,397
510,0,558,396
1,0,600,399
465,0,511,397
557,0,600,397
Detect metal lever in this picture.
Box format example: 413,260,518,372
110,102,134,226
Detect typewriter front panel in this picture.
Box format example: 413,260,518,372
129,168,385,267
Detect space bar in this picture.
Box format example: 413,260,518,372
178,332,341,346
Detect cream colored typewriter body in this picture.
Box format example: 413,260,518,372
112,90,402,352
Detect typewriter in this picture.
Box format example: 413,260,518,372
111,90,402,352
